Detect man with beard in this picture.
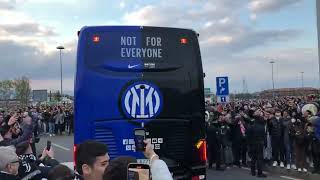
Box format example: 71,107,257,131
247,110,267,178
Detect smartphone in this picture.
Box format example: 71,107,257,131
46,140,51,151
134,129,146,152
127,163,150,180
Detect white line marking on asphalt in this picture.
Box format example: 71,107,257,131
52,143,71,151
280,176,303,180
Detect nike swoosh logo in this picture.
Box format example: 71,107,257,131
128,64,140,69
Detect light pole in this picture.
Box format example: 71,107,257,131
301,72,304,88
316,0,320,87
270,61,275,97
56,46,65,100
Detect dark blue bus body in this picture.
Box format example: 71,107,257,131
75,26,206,179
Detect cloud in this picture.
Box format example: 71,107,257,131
120,1,125,9
203,48,319,92
0,0,314,93
0,0,16,10
0,23,57,37
0,39,76,91
248,0,302,13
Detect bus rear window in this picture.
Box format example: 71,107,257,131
84,30,197,71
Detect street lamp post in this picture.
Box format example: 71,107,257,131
270,61,275,97
56,46,65,101
301,72,304,88
316,0,320,87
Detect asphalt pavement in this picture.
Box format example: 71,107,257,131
35,134,319,180
36,133,73,163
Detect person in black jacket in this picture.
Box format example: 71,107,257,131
247,111,267,178
231,114,248,167
206,116,224,171
268,109,285,167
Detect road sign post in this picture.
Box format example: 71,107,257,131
216,77,229,103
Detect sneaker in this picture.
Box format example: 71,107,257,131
286,164,291,170
49,134,52,137
291,164,297,170
303,168,307,173
280,162,284,168
273,161,278,167
298,168,302,172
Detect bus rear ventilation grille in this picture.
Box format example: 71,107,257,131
94,128,118,159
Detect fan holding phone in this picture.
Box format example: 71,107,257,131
103,129,172,180
128,128,173,180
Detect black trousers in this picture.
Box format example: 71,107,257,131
250,144,264,175
208,143,222,169
312,140,320,172
271,136,285,163
232,138,247,165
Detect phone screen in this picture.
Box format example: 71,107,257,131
47,141,51,151
134,129,145,152
127,164,150,180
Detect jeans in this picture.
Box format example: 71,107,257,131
285,139,295,165
49,122,55,134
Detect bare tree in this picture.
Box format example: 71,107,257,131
14,76,31,106
0,80,14,108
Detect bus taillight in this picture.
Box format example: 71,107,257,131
196,139,207,162
73,145,77,168
180,38,188,44
93,35,100,43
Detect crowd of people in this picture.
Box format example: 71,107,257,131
1,96,320,179
205,96,320,178
0,104,173,180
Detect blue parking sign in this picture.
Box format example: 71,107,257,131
216,77,229,96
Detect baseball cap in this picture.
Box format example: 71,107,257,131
0,146,19,170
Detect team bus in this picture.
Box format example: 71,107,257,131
74,26,206,180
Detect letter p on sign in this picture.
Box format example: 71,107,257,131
219,78,226,87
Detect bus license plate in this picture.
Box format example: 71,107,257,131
137,159,150,164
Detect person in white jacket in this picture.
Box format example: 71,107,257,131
143,139,173,180
102,139,173,180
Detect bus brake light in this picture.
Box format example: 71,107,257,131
73,145,77,168
196,139,207,162
93,35,100,43
180,38,188,44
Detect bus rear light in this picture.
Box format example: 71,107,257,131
93,35,100,43
192,175,206,180
73,145,77,168
196,139,207,162
180,38,188,44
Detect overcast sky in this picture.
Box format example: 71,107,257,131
0,0,318,94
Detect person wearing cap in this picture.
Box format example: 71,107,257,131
0,146,21,180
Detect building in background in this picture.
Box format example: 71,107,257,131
32,89,48,102
204,88,215,104
259,87,320,98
